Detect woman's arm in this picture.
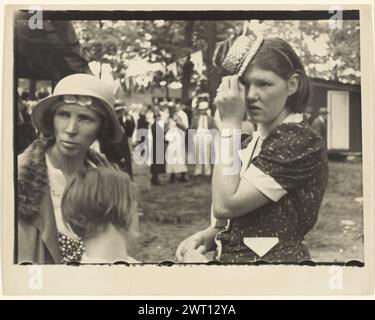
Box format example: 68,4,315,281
212,75,272,219
211,122,271,219
212,162,271,219
213,122,324,220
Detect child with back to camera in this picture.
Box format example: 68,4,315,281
61,167,140,263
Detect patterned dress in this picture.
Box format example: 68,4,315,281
214,119,329,263
58,231,85,263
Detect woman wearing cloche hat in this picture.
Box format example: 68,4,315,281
177,35,328,263
17,73,124,264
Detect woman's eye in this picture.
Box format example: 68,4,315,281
258,81,271,87
56,111,70,118
78,115,94,122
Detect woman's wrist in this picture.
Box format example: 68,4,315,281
201,226,219,251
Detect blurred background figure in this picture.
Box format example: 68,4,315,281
165,101,189,183
304,106,327,143
145,104,155,128
181,102,193,126
20,90,39,116
159,100,170,123
136,104,149,157
115,101,136,152
100,99,135,178
36,89,49,101
191,101,217,181
17,96,37,155
150,106,166,185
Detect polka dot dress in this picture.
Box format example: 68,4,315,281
57,231,85,263
216,121,329,263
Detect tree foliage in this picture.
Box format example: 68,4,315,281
73,19,360,87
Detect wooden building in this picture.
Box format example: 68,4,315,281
308,78,362,154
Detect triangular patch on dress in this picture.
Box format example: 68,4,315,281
243,237,279,257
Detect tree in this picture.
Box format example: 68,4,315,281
180,21,194,104
256,20,360,84
73,18,360,104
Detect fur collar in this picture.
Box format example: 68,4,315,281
17,138,105,223
18,138,52,222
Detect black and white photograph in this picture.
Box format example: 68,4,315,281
2,2,374,296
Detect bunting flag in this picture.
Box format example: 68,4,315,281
176,56,188,76
167,62,178,77
113,78,122,95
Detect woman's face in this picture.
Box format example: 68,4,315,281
241,66,290,125
53,103,102,158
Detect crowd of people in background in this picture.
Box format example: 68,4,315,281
17,87,326,189
134,94,255,186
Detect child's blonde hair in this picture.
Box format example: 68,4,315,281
61,167,138,239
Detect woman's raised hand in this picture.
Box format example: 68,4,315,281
214,75,246,127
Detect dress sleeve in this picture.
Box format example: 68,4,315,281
242,164,287,201
251,123,325,192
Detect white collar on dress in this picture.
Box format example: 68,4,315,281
253,112,304,139
240,113,304,164
282,112,304,124
45,153,66,189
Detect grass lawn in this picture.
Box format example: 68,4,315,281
130,160,364,263
304,160,364,262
